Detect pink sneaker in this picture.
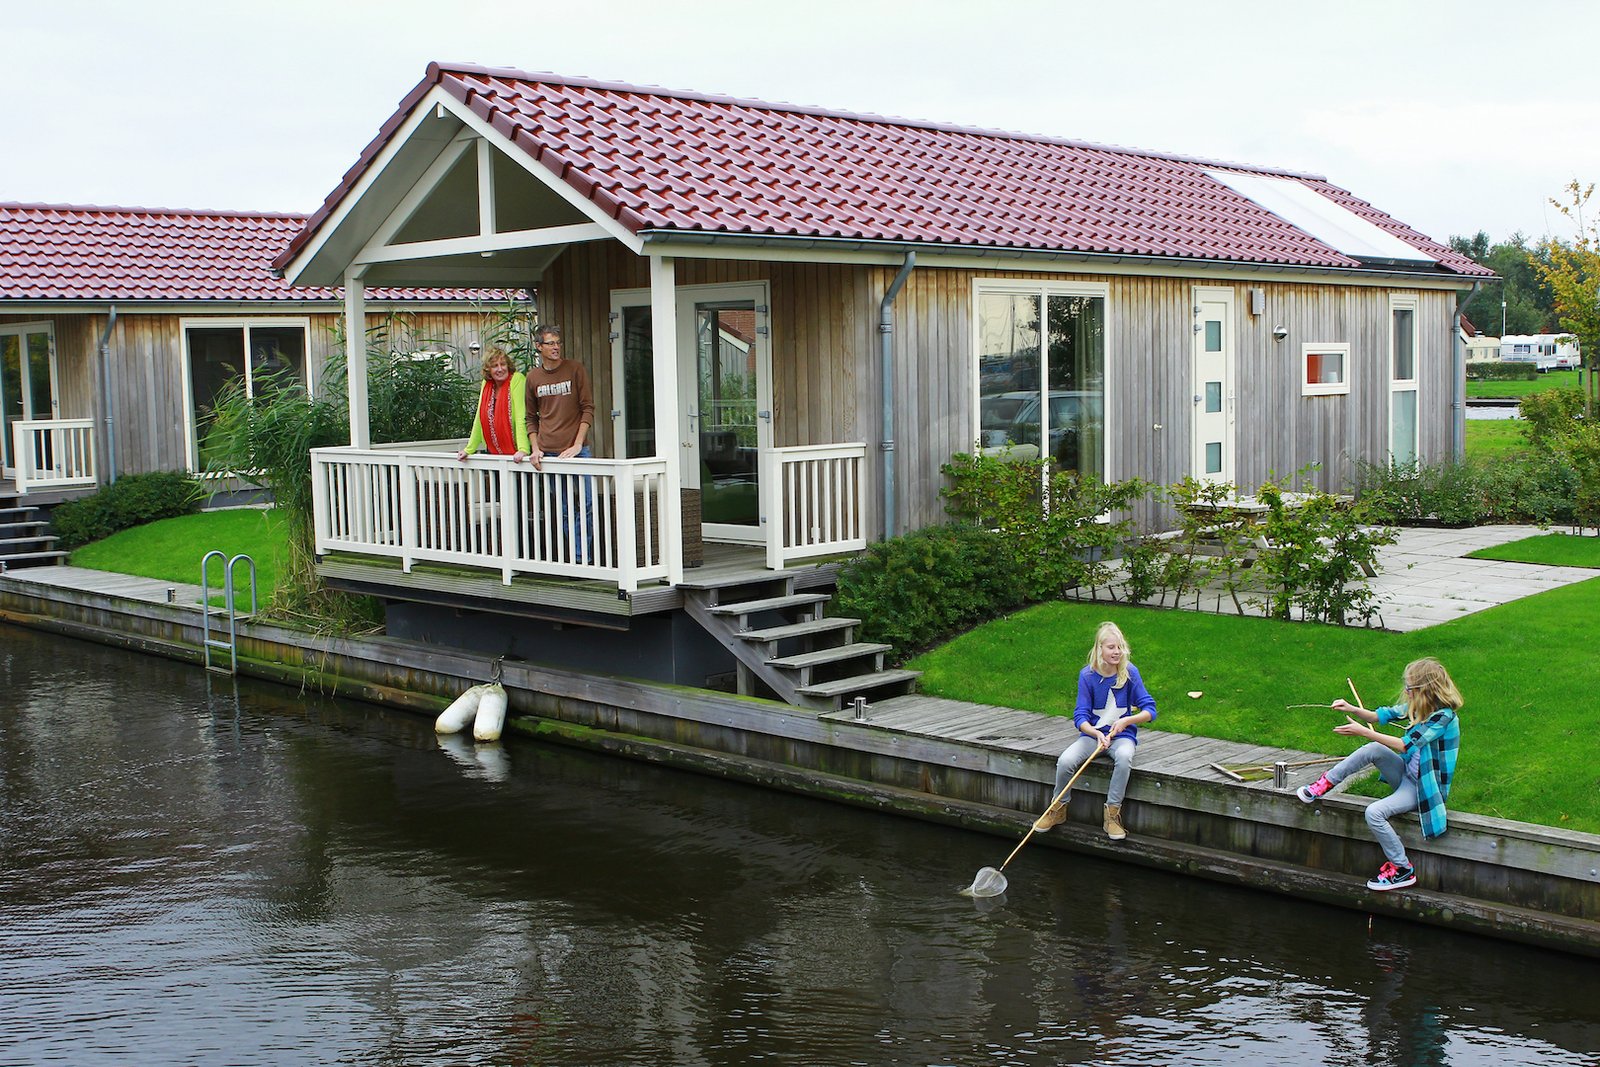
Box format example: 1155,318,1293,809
1296,774,1335,803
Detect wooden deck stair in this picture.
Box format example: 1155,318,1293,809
0,501,67,571
682,573,920,711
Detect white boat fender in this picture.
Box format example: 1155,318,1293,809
435,685,484,734
473,683,509,742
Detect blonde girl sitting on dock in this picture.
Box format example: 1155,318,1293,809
1297,658,1463,892
1033,621,1158,842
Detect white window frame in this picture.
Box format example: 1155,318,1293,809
970,278,1111,481
1389,296,1421,465
1300,342,1351,397
179,316,312,472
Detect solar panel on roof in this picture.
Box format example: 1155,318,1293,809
1205,170,1435,265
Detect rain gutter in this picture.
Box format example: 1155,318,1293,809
879,253,915,539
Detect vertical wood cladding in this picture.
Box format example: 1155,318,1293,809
539,245,1467,538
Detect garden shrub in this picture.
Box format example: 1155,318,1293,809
1519,389,1587,450
1252,479,1395,626
51,471,205,550
1354,456,1579,527
1464,361,1538,382
834,524,1026,659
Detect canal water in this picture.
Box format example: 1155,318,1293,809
2,623,1596,1066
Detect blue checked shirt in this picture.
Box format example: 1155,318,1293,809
1376,704,1461,839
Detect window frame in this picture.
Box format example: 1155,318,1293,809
179,316,312,472
1299,342,1351,397
970,277,1111,484
1389,295,1421,466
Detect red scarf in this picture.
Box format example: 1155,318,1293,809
479,378,516,454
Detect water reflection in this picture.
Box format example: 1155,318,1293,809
2,622,1597,1065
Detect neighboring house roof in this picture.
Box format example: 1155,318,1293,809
1,202,495,303
280,63,1493,279
1459,313,1482,336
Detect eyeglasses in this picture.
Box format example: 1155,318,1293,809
537,340,560,347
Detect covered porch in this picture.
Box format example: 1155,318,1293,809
283,74,875,598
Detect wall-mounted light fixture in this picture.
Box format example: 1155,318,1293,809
1272,325,1289,342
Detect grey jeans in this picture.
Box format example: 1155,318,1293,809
1326,741,1418,868
1053,734,1137,807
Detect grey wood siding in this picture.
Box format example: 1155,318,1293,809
538,245,1469,539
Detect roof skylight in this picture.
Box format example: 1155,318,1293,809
1206,170,1435,265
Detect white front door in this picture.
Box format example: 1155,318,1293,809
1191,288,1236,486
610,281,772,544
1,323,58,476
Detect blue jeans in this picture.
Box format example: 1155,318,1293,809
1326,741,1418,868
543,445,594,564
1054,734,1137,806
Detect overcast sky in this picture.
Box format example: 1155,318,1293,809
8,0,1598,248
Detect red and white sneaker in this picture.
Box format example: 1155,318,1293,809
1366,862,1417,891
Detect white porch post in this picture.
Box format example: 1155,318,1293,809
650,254,684,586
344,269,370,449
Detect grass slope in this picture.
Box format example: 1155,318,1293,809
910,577,1600,832
70,508,285,600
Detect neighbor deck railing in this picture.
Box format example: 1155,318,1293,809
11,419,97,495
764,442,868,569
311,446,670,592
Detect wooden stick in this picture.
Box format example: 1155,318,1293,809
1347,676,1366,710
999,749,1101,872
1286,703,1331,709
1210,762,1247,781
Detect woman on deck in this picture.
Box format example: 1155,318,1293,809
1297,658,1463,892
1032,621,1158,842
456,346,531,462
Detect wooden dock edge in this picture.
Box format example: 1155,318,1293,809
4,575,1598,959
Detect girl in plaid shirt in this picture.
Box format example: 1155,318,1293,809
1297,658,1463,891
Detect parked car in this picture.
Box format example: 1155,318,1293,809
1007,390,1104,469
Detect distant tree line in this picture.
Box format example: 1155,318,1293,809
1447,230,1558,336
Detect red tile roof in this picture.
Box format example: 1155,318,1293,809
281,63,1491,278
1,202,493,302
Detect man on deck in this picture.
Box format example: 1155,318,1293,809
524,325,596,563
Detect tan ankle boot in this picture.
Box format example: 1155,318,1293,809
1033,801,1067,833
1103,803,1126,841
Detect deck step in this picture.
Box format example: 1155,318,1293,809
767,642,893,672
796,668,922,699
0,520,49,534
0,535,58,548
739,616,861,644
0,507,40,521
0,550,69,568
705,592,830,618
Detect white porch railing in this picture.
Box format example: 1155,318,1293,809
310,447,670,593
11,419,97,495
764,442,868,569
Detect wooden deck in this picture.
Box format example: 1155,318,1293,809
822,694,1340,796
318,541,846,621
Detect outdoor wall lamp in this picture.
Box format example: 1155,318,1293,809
1272,325,1289,342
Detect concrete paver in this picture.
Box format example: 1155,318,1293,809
1091,524,1598,632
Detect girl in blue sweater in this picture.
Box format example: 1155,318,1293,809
1033,621,1158,841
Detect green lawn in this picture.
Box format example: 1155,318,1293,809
909,577,1600,832
1466,368,1584,398
70,508,287,601
1464,418,1529,460
1467,531,1600,567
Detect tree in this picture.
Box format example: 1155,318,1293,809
1450,231,1557,336
1537,181,1600,416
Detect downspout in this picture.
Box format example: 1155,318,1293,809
98,305,119,485
1453,282,1481,461
879,252,915,539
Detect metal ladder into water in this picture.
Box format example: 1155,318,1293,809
201,550,257,675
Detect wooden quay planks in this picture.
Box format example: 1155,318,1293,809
829,691,1333,792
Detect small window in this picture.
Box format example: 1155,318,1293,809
1301,343,1350,396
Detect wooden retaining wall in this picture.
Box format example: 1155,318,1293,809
3,575,1597,958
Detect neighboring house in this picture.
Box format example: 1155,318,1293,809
0,202,504,503
272,63,1494,699
1459,314,1500,363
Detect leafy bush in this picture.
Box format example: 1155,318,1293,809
1465,361,1538,381
52,471,204,550
1354,457,1578,526
834,524,1027,658
1252,479,1396,625
1519,389,1587,450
